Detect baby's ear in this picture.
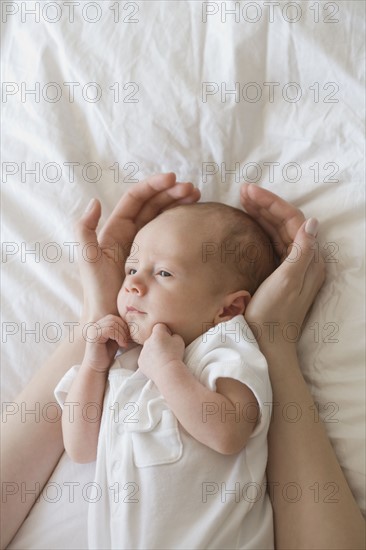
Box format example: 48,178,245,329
214,290,251,324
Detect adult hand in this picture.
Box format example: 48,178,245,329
74,173,200,322
240,183,325,352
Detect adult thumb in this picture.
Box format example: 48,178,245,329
74,198,102,248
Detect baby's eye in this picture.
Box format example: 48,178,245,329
127,268,137,275
158,270,171,277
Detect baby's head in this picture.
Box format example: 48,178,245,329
117,202,276,346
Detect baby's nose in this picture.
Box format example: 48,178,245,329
125,275,146,295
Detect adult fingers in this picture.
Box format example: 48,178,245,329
171,185,201,205
98,173,200,245
240,183,305,255
99,173,176,240
136,181,199,226
113,173,177,218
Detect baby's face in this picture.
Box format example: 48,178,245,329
117,211,225,346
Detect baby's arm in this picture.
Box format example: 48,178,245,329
62,315,130,463
62,364,108,463
138,324,259,454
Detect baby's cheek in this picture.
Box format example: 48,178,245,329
116,292,125,317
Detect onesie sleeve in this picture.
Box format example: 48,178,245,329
54,349,131,408
184,315,272,438
54,365,81,409
202,352,271,439
199,348,271,418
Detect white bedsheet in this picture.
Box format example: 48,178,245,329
2,1,365,548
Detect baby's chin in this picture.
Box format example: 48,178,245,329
125,318,177,346
125,320,150,346
129,333,146,345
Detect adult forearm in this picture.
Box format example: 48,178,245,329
0,324,87,549
265,345,365,550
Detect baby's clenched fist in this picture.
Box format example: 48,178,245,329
82,314,131,373
138,323,185,382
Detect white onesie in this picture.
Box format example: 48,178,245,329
55,315,274,549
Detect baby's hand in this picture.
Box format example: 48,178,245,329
138,324,185,382
82,314,131,373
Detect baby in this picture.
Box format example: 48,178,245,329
55,202,276,550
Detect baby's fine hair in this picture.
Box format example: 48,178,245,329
167,202,277,296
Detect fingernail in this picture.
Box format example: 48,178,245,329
305,218,319,237
84,198,96,213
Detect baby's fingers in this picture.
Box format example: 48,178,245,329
151,324,185,352
90,315,130,347
152,323,172,336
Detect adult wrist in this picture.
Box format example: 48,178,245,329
259,340,302,384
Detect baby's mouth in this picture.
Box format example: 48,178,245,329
126,306,146,315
